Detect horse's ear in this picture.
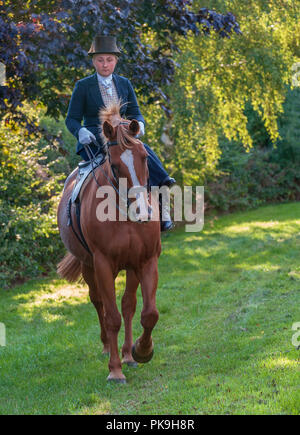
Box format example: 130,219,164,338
128,119,140,136
103,121,114,139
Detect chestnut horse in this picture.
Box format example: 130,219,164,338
57,102,161,383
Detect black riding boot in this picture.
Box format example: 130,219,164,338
159,177,176,232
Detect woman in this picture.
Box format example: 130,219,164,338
65,35,174,231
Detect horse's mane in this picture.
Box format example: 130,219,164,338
99,100,124,125
99,100,142,151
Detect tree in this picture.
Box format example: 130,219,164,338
151,0,300,184
0,0,241,125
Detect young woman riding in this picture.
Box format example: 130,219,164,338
65,34,175,231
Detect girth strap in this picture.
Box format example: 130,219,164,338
67,197,92,255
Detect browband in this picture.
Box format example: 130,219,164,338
106,121,132,147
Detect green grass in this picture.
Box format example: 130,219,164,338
0,202,299,415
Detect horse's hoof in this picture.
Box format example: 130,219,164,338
107,377,127,384
132,343,154,363
125,361,138,368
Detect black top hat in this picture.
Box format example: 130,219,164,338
88,35,121,56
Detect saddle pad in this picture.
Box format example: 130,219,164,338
71,153,106,203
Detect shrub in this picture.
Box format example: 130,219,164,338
0,104,66,288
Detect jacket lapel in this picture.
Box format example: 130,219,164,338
88,72,104,109
112,74,126,114
112,74,121,100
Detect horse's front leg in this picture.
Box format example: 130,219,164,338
132,257,159,363
121,269,139,367
93,252,125,383
82,263,109,355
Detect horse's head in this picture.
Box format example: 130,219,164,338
99,102,151,222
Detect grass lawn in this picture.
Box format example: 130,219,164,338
0,202,299,415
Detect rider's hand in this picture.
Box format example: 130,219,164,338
78,127,96,145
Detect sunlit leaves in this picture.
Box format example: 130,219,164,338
158,1,300,184
0,0,240,124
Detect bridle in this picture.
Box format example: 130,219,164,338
84,124,150,219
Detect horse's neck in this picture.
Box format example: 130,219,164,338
96,158,118,188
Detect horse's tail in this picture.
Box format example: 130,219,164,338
57,252,82,282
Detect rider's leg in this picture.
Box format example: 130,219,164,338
143,144,175,188
143,143,175,232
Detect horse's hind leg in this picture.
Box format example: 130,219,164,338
121,269,139,367
81,263,109,355
132,258,159,364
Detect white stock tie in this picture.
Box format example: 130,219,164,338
99,76,113,96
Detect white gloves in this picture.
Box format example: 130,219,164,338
137,121,145,138
138,121,145,136
78,127,96,145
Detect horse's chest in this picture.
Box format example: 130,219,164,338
106,227,157,265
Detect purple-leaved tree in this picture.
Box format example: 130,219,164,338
0,0,241,129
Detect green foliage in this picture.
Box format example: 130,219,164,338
276,88,300,162
205,88,300,212
141,0,300,184
38,111,81,170
0,103,66,288
205,145,300,212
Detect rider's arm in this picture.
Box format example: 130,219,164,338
125,79,145,130
65,81,85,140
